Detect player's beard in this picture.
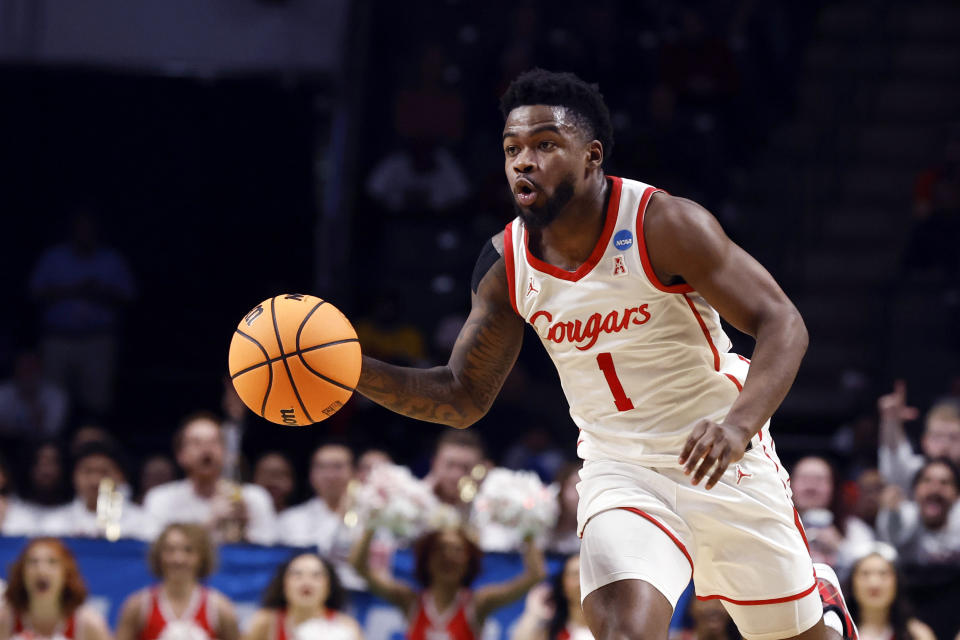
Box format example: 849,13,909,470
513,173,576,229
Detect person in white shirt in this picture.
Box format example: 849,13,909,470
878,380,960,492
40,441,157,541
278,442,356,551
144,411,277,545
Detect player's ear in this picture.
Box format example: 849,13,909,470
586,140,603,169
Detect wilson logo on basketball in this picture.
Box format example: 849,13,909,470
530,304,652,350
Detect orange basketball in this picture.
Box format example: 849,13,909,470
228,294,361,425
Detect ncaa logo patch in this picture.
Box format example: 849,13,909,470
613,229,634,251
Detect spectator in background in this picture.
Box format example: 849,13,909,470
253,452,296,514
29,207,135,417
878,380,960,492
41,441,156,541
0,538,111,640
366,44,470,216
356,449,392,483
851,468,886,534
676,599,739,640
425,430,485,518
0,350,69,442
116,523,239,640
845,544,935,640
278,443,359,575
0,454,36,536
546,463,580,555
876,458,960,565
243,553,362,640
137,454,177,504
144,412,277,545
13,441,71,533
511,555,591,640
791,456,875,569
352,526,545,640
903,123,960,279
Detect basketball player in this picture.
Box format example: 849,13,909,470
354,69,858,640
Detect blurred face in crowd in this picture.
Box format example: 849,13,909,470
561,555,581,605
357,449,391,483
851,554,896,611
791,457,834,512
33,445,63,490
688,598,731,639
159,527,202,582
854,469,885,524
283,554,329,611
502,105,598,229
140,455,177,496
310,445,353,506
429,529,471,586
177,418,224,483
913,461,958,530
23,542,66,602
431,443,482,504
254,453,294,512
921,415,960,464
74,454,123,511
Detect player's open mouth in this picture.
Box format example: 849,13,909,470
514,179,539,207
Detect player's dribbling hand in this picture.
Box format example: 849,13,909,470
678,420,752,489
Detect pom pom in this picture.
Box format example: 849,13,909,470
352,463,438,540
472,468,558,538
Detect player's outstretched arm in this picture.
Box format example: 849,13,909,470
356,237,524,428
643,194,809,488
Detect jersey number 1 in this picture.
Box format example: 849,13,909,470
596,352,634,411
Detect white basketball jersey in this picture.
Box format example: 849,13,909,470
504,176,752,467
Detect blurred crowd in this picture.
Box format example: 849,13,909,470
2,378,960,637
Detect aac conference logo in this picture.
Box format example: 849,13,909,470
613,229,633,251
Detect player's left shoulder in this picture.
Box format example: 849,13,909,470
644,191,718,237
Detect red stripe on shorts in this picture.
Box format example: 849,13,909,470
695,581,817,606
619,507,693,575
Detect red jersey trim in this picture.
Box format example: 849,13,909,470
636,188,695,294
521,176,623,282
695,581,817,606
502,222,519,315
724,373,743,392
618,507,694,574
683,294,721,371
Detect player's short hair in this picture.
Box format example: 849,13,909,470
4,538,87,615
260,552,346,611
434,429,485,458
148,523,217,579
500,68,614,158
172,410,222,453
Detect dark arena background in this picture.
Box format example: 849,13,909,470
1,1,959,639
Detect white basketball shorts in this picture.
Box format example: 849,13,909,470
577,437,823,640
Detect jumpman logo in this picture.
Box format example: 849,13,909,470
526,277,540,298
735,464,752,485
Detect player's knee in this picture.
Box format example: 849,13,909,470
592,617,667,640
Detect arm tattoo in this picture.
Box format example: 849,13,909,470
356,259,523,427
